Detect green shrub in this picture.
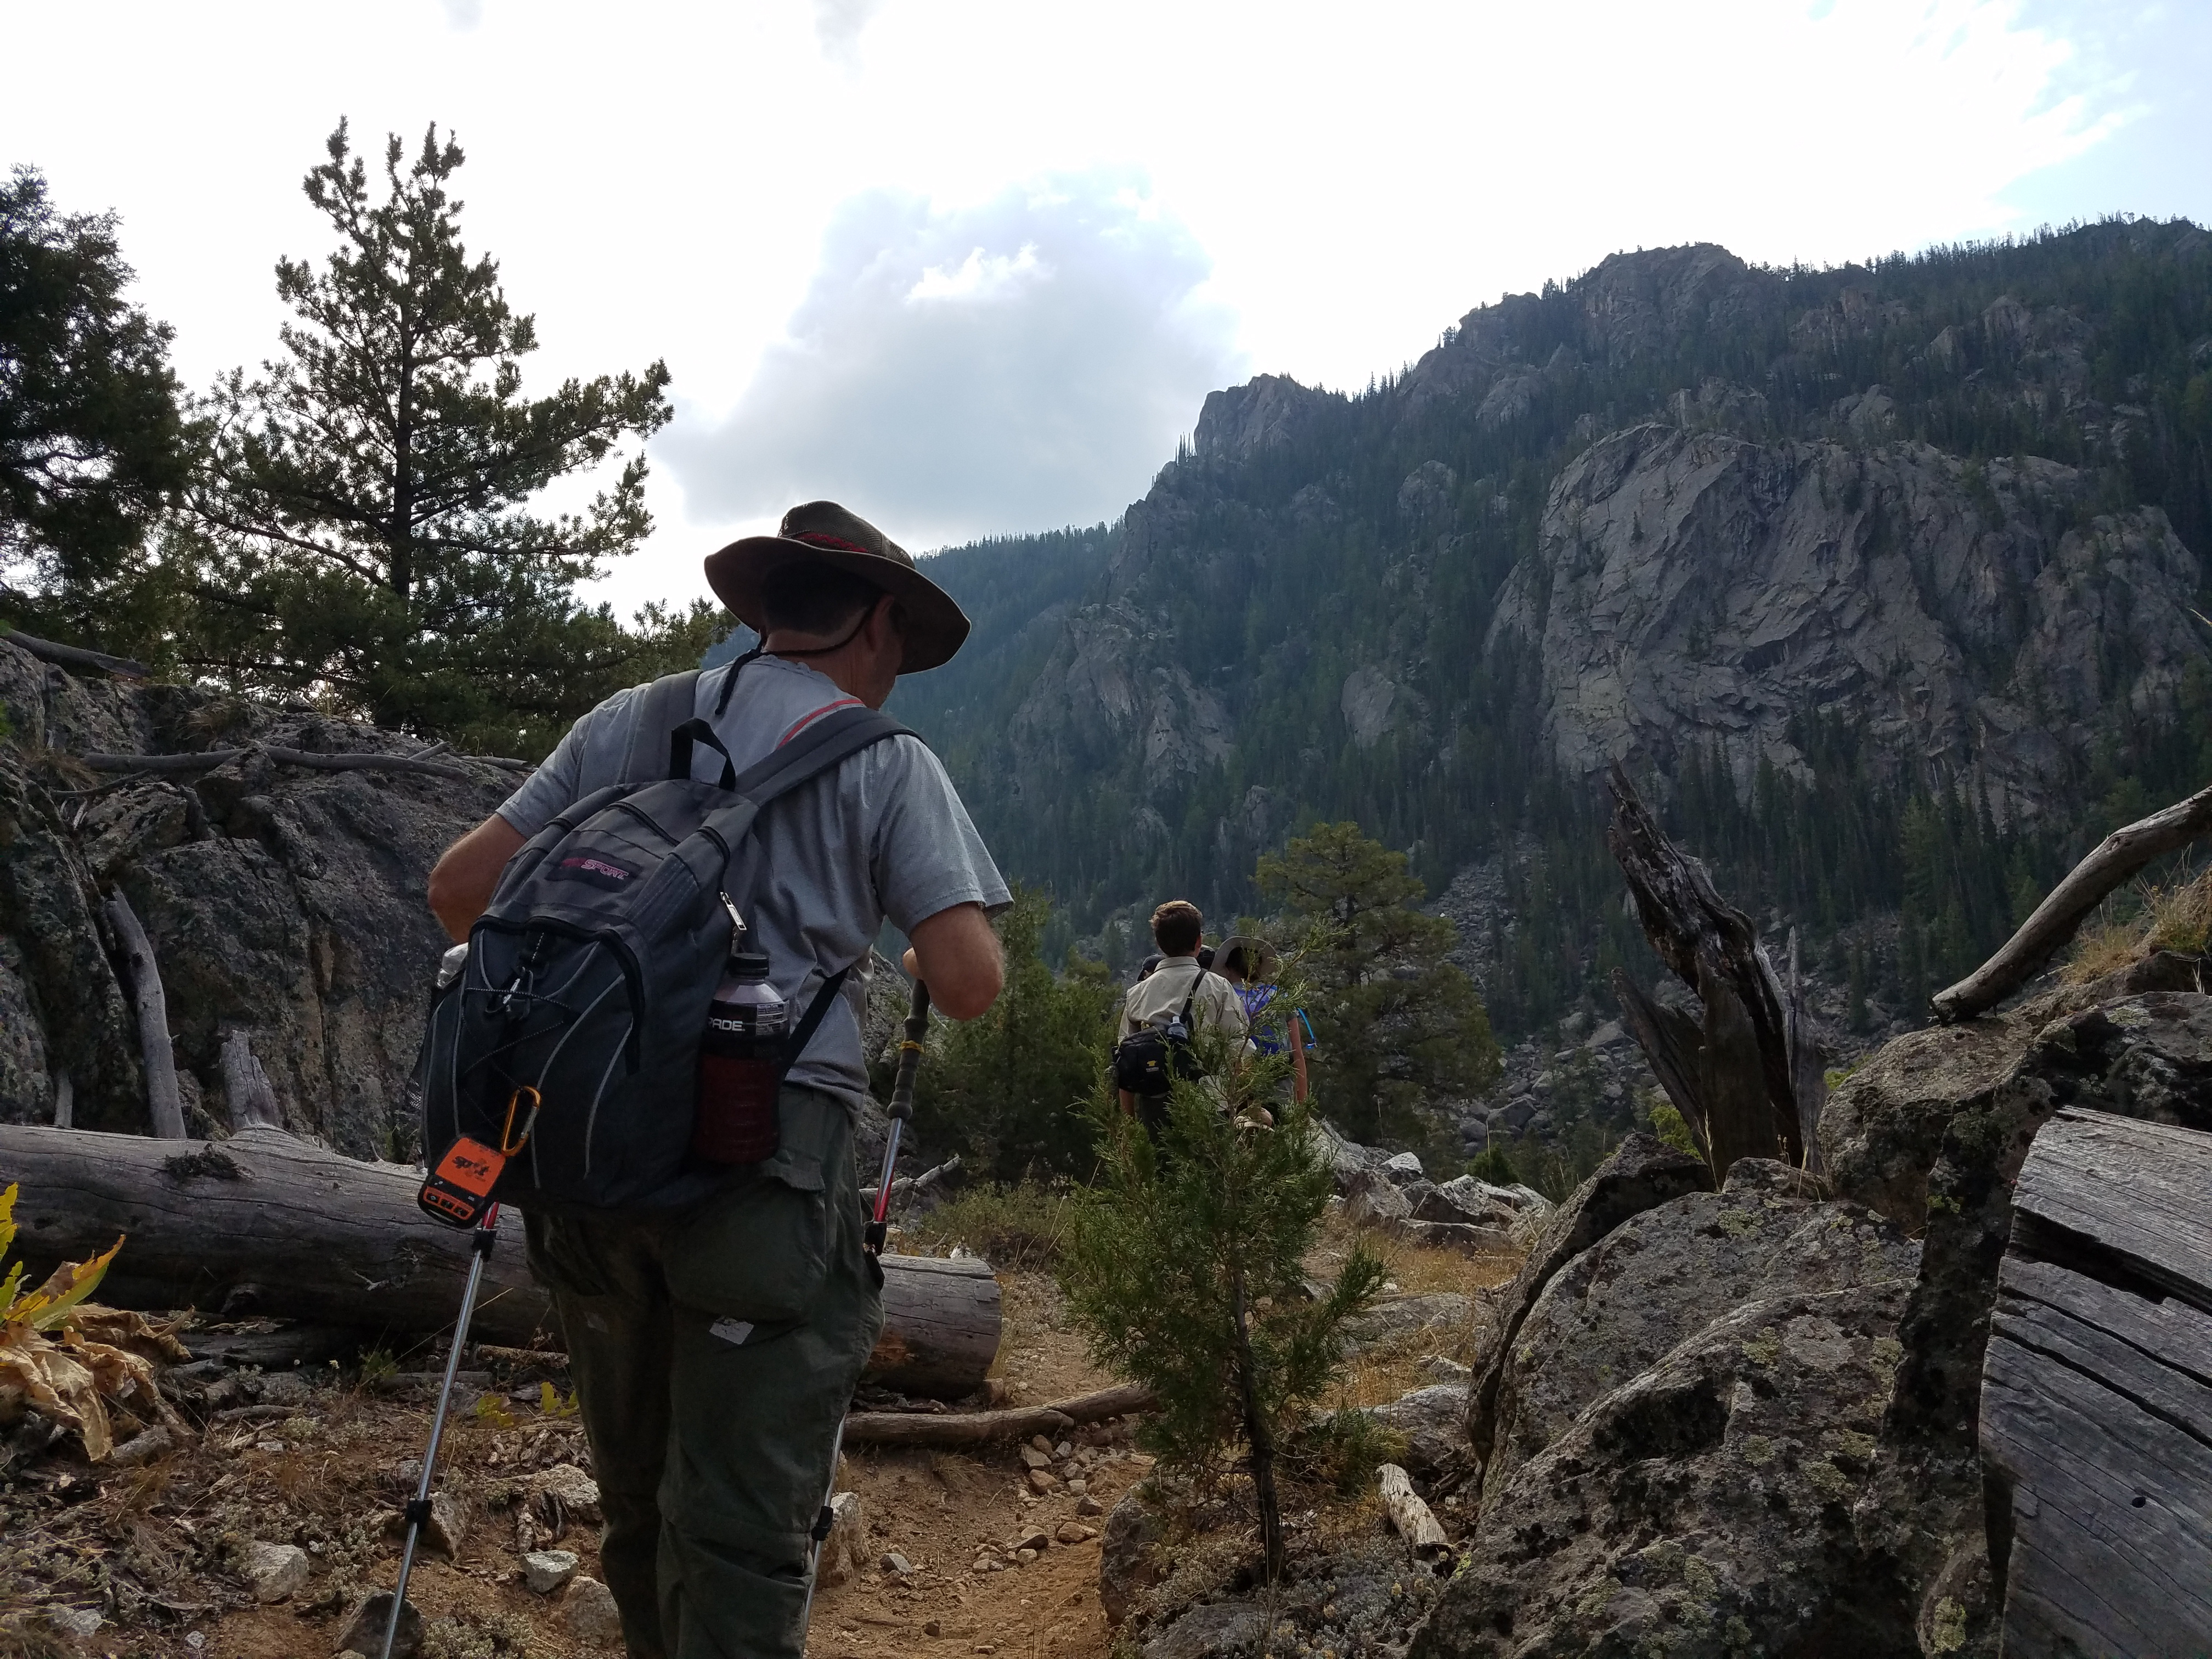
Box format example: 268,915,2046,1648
899,1182,1071,1272
1061,1058,1387,1579
907,886,1118,1182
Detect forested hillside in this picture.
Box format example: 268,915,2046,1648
884,220,2212,1037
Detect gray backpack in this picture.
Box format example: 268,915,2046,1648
415,668,912,1214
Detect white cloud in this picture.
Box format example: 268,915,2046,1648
658,174,1240,549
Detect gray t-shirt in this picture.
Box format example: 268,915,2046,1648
497,654,1009,1110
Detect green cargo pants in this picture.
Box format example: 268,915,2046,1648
523,1086,883,1659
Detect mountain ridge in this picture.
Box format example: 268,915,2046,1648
891,218,2212,1030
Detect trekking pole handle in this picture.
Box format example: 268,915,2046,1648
867,980,932,1247
887,980,932,1125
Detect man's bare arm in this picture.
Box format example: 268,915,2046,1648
900,902,1003,1020
427,814,526,943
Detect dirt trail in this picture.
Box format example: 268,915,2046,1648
2,1229,1517,1658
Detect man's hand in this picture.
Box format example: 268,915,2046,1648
427,814,526,943
901,902,1003,1020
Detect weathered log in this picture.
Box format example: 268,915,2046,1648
1377,1463,1449,1558
101,893,184,1139
843,1381,1154,1447
1604,766,1807,1171
219,1029,284,1131
861,1154,962,1207
1980,1108,2212,1653
1609,969,1709,1164
0,1124,1001,1398
861,1254,1003,1398
1934,779,2212,1022
0,627,148,680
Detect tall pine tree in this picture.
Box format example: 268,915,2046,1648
179,121,714,753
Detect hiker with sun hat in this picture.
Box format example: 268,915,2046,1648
425,500,1010,1657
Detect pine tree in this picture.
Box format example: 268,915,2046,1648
1060,1071,1386,1581
0,167,189,648
909,886,1117,1181
178,121,714,753
1257,821,1501,1144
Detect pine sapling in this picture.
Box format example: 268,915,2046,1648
1060,1037,1386,1581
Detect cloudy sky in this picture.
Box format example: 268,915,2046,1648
5,1,2207,613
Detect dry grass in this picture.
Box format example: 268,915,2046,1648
2063,866,2212,983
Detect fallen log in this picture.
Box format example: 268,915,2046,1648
103,893,185,1139
0,1124,1001,1398
1934,778,2212,1023
0,627,148,680
1981,1108,2212,1652
1377,1463,1450,1559
842,1382,1156,1447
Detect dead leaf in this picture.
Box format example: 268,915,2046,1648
9,1236,125,1331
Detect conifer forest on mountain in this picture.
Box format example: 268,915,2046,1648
885,219,2212,1042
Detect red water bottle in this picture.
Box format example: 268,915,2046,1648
693,949,787,1163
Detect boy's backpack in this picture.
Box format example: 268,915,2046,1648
415,668,911,1215
1110,967,1209,1098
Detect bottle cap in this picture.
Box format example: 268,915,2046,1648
727,950,773,979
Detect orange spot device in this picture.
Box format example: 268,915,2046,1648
418,1137,506,1227
417,1088,538,1228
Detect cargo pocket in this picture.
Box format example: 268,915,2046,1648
522,1209,618,1299
662,1090,843,1325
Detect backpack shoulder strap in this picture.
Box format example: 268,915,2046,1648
729,704,917,809
619,669,702,784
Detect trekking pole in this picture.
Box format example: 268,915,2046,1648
803,977,932,1643
865,978,932,1255
379,1205,501,1659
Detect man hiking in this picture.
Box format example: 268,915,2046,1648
425,501,1009,1658
1113,900,1246,1132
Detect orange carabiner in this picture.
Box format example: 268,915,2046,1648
500,1085,543,1155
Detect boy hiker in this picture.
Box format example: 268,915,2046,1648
425,501,1010,1658
1114,900,1247,1131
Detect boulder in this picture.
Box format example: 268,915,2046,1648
240,1539,310,1602
1359,1383,1469,1476
1098,1486,1164,1625
1340,1167,1411,1227
334,1591,421,1658
563,1576,624,1647
522,1549,579,1594
1381,1150,1425,1184
1339,1292,1473,1354
815,1491,864,1588
1465,1132,1708,1463
1828,986,2212,1654
1415,1281,1918,1657
1480,1160,1918,1497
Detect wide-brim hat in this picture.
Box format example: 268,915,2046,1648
1212,935,1278,983
704,500,971,674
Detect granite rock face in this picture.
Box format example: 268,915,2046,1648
1487,422,2203,819
1418,1282,1919,1658
0,639,517,1154
1480,1161,1920,1498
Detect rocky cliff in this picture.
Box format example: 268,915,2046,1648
1492,423,2201,817
904,218,2212,1053
0,639,511,1152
